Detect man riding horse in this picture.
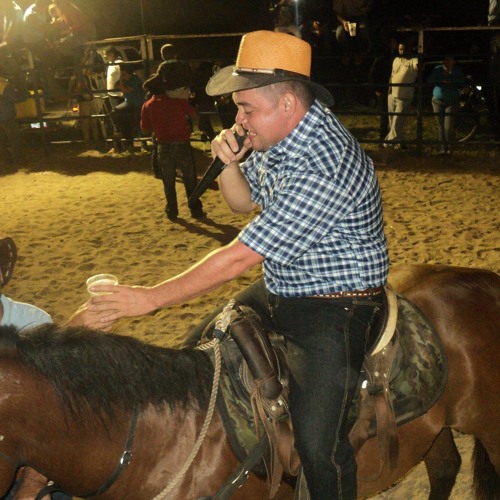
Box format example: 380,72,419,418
88,30,389,499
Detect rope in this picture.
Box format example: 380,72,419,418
151,338,222,499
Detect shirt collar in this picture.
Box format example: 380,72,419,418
267,100,325,160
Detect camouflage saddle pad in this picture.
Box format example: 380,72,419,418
347,292,448,433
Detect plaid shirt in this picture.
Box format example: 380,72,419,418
239,100,389,296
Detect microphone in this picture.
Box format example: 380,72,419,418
188,132,247,208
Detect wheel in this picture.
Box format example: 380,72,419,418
455,110,480,142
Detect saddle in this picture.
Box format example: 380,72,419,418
203,292,447,498
202,304,299,498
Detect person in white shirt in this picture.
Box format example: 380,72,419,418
385,41,419,149
103,45,123,107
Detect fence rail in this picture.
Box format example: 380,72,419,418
16,26,500,154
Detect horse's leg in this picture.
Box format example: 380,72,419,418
423,427,461,500
472,439,500,500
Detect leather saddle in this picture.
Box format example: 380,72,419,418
201,292,448,496
203,304,298,498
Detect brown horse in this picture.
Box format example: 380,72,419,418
356,264,500,500
0,264,497,499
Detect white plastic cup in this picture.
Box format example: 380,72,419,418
86,274,118,296
348,22,357,37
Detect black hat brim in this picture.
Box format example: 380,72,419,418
206,65,334,107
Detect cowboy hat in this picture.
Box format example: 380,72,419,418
158,60,193,90
206,30,334,107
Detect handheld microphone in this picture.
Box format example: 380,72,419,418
188,132,247,208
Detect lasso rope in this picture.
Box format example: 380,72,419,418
152,300,235,499
151,338,221,499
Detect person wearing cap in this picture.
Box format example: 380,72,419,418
89,30,389,500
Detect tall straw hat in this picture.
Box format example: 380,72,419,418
206,31,334,107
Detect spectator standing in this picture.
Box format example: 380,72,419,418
427,56,465,154
23,0,62,101
487,2,500,140
0,66,21,167
333,0,372,65
0,0,23,49
103,45,123,151
68,54,101,149
103,45,123,106
0,0,24,86
140,63,204,221
385,41,419,149
369,35,398,144
23,0,50,46
111,62,144,153
271,0,301,38
192,60,217,142
51,0,94,60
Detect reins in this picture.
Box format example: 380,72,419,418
35,406,139,500
199,434,270,500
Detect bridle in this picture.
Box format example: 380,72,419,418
33,406,139,500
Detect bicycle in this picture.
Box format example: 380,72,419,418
455,74,489,142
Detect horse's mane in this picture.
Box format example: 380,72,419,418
0,324,214,419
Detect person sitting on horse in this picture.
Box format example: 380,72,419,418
88,30,389,500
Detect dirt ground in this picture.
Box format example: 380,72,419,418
0,138,498,498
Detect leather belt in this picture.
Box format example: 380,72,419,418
308,286,384,299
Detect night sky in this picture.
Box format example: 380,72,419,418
14,0,492,60
20,0,488,40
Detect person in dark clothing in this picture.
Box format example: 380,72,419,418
110,63,144,153
143,43,192,99
0,67,21,166
192,61,217,142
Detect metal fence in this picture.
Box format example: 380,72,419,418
16,26,500,155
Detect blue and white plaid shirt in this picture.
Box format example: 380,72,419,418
238,100,389,296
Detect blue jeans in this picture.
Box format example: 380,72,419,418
431,97,459,151
187,278,384,499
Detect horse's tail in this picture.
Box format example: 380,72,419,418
473,439,500,500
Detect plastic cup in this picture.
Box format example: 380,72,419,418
86,274,118,296
348,22,357,36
